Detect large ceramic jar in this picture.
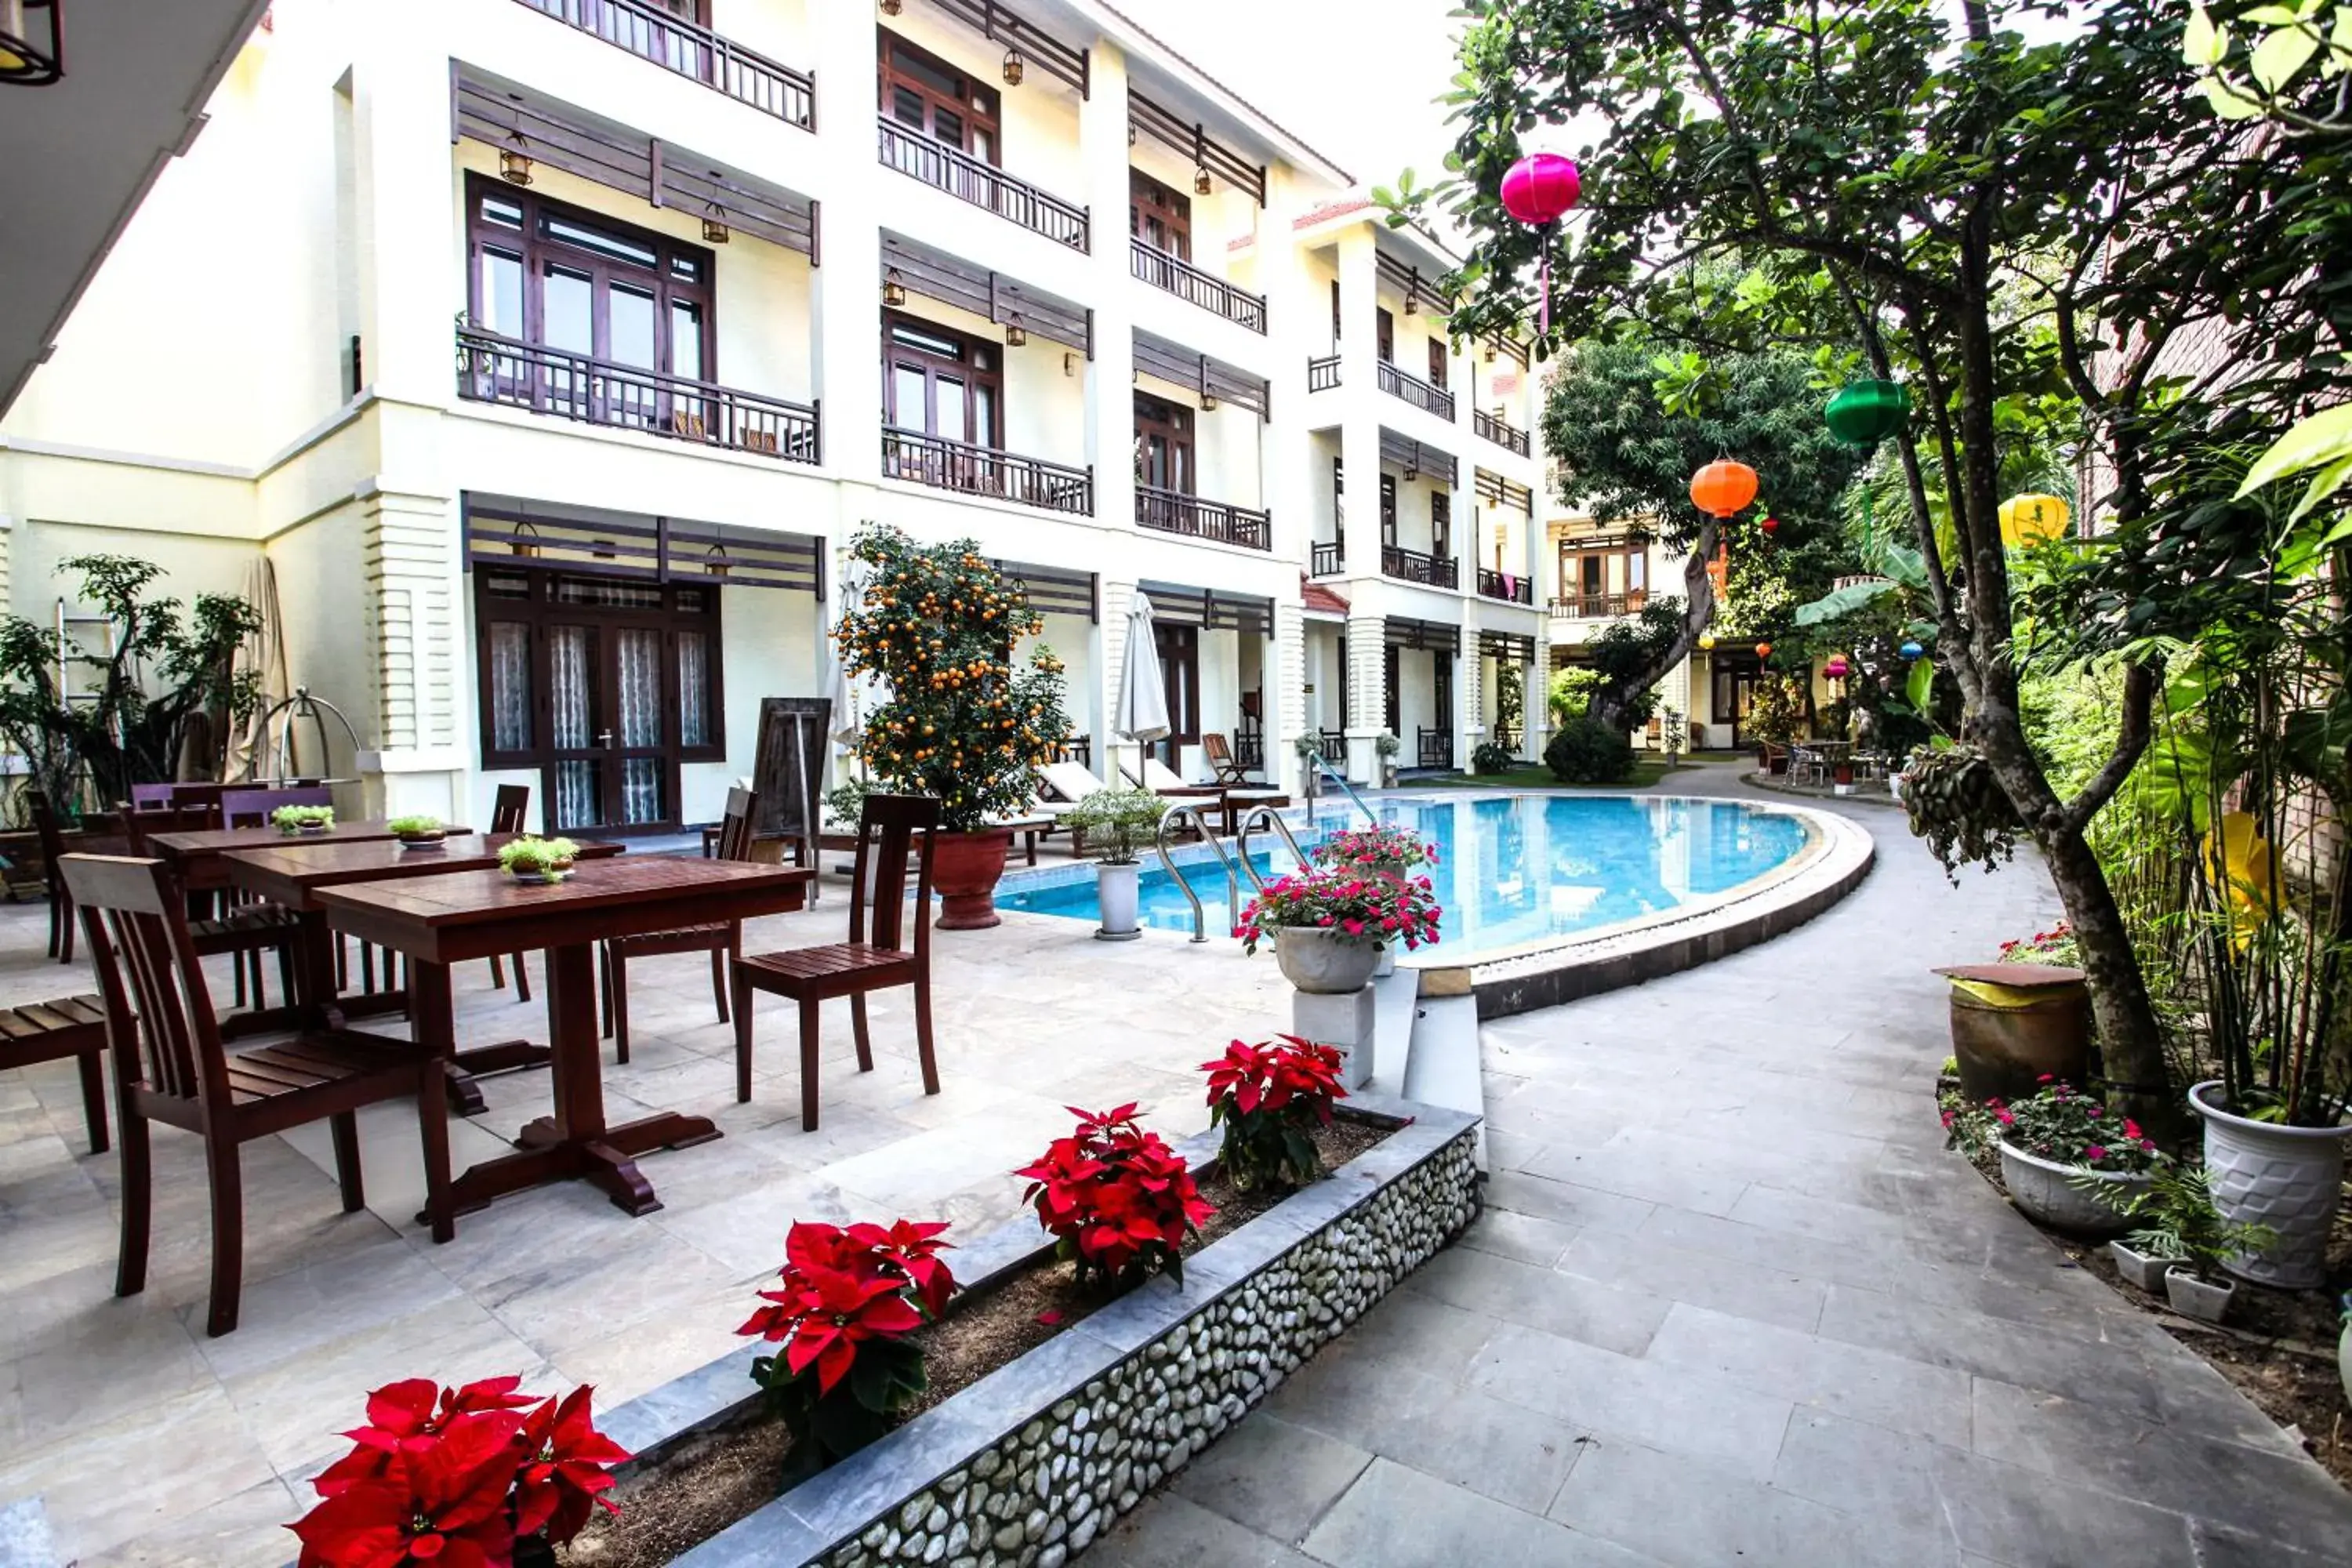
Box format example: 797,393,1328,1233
1997,1142,2150,1237
2190,1080,2352,1288
1273,927,1381,994
930,829,1014,931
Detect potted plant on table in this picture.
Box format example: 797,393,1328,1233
835,525,1069,931
1965,1079,2162,1236
1062,787,1167,942
499,835,581,884
1234,861,1443,994
274,804,335,834
387,814,447,848
2106,1162,2278,1324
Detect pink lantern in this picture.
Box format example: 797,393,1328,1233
1499,152,1581,334
1824,655,1851,679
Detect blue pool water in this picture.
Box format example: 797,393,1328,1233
997,793,1813,956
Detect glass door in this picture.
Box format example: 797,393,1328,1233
546,622,608,831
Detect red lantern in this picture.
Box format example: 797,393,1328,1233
1690,459,1759,519
1759,514,1780,537
1499,152,1581,335
1755,641,1774,660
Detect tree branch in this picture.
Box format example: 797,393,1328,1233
2061,660,2158,835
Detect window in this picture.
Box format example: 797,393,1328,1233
880,30,1000,163
1427,336,1447,390
464,176,713,383
882,312,1002,448
1431,492,1452,560
1329,279,1341,348
1130,172,1191,260
1134,394,1195,494
1156,622,1200,747
1384,644,1400,735
1380,474,1398,547
1433,651,1453,732
1376,308,1395,364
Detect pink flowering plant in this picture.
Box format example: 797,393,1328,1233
1940,1077,2161,1173
1998,921,2079,967
1232,862,1443,955
1311,825,1439,875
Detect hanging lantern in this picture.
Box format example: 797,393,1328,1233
880,0,902,13
1498,151,1581,334
1004,315,1028,347
1899,639,1925,661
882,268,907,308
499,126,535,187
0,0,64,85
1824,655,1850,679
1755,642,1774,661
701,201,731,245
1998,492,2070,547
1824,380,1911,448
1697,633,1717,652
1759,514,1780,537
1690,459,1759,518
705,542,733,578
1193,164,1212,196
1002,49,1025,85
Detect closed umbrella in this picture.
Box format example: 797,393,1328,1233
1113,591,1170,781
227,556,289,780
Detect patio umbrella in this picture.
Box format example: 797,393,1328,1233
1113,590,1171,780
225,556,289,781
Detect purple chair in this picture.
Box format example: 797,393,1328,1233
129,783,181,810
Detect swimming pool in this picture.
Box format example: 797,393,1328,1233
996,793,1817,958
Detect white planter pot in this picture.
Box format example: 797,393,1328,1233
2107,1239,2182,1294
1997,1142,2151,1237
2190,1079,2352,1288
1094,860,1142,942
1273,927,1382,995
1374,945,1397,979
2163,1266,2236,1324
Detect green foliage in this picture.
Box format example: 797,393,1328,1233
1743,677,1808,748
822,778,873,828
1063,787,1166,865
2112,1162,2278,1280
1471,740,1517,775
1902,744,2020,880
1548,666,1603,724
1545,715,1635,783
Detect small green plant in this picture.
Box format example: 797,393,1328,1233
499,835,582,875
1545,715,1634,783
1902,741,2020,880
1062,787,1166,866
1292,733,1327,763
386,815,443,837
2112,1162,2277,1284
273,805,335,832
1659,705,1687,766
1374,730,1402,760
822,778,873,828
1471,740,1516,775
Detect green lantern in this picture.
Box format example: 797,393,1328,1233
1824,379,1911,448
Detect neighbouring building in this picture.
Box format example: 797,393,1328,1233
0,0,1551,835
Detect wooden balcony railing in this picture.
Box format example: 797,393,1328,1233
457,327,818,462
1548,591,1649,619
881,427,1092,514
514,0,814,126
1135,486,1271,550
878,119,1089,250
1307,354,1342,392
1235,728,1265,769
1417,727,1455,770
1309,540,1342,577
1475,408,1530,456
1318,731,1347,763
1130,238,1266,333
1382,546,1458,590
1377,359,1456,421
1476,567,1534,604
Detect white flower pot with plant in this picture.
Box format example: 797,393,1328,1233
1374,730,1401,788
1235,861,1443,995
2338,1299,2351,1407
387,814,446,848
498,835,583,884
2104,1160,2275,1325
1063,788,1166,942
2107,1236,2183,1293
1292,733,1327,799
1311,824,1439,982
1961,1080,2162,1236
2190,1080,2352,1288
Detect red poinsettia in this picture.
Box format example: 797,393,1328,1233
1202,1035,1349,1192
512,1387,630,1541
1015,1105,1214,1285
737,1220,958,1396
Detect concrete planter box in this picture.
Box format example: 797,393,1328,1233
2108,1238,2182,1293
2164,1266,2236,1324
577,1093,1479,1568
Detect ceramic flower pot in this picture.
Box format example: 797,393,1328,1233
1997,1141,2149,1237
1273,927,1381,994
396,831,447,849
2190,1079,2352,1288
1094,859,1142,942
1374,944,1397,979
1947,978,2091,1105
932,828,1014,931
2108,1238,2183,1294
2163,1266,2236,1325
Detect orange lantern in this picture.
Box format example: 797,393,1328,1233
1755,641,1773,660
1690,459,1759,518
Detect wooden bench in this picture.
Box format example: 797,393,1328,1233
0,994,112,1152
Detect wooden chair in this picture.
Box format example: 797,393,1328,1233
600,786,757,1063
61,853,452,1338
0,993,113,1153
1203,733,1251,786
488,785,532,1003
219,784,333,828
123,804,295,1014
26,789,77,964
731,793,938,1131
128,782,181,810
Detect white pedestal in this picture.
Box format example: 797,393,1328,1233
1292,985,1377,1091
1403,967,1488,1171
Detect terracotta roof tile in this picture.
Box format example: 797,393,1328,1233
1301,576,1351,615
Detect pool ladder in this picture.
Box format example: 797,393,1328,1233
1154,801,1312,944
1311,754,1379,826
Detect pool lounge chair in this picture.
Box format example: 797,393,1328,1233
1032,760,1109,855
1122,757,1290,834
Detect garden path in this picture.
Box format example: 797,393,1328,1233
1093,773,2352,1568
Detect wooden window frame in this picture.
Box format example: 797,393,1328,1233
1384,644,1400,735
1329,278,1341,349
1156,622,1201,748
879,27,1002,165
1380,474,1398,547
1128,170,1192,260
882,310,1004,448
1376,307,1395,365
1427,336,1448,391
1134,392,1196,495
1431,492,1452,561
1433,649,1454,732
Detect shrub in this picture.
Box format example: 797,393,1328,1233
1999,922,2079,967
822,778,871,827
1544,715,1634,783
1063,786,1167,864
1015,1105,1213,1288
1232,862,1443,956
385,814,442,837
1944,1080,2161,1174
1312,824,1438,874
738,1220,956,1473
288,1376,628,1566
1471,740,1516,775
1201,1035,1349,1192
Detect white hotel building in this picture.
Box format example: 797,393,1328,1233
0,0,1551,835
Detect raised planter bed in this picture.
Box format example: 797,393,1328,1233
575,1091,1478,1568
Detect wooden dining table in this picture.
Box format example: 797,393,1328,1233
222,833,622,1114
148,818,476,895
314,856,815,1218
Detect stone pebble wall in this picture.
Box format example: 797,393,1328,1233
814,1130,1480,1568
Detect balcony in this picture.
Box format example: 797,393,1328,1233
457,328,819,462
1382,546,1458,590
878,119,1089,251
881,427,1092,515
1135,487,1271,551
1417,727,1455,771
1318,731,1347,763
1308,354,1342,392
1476,568,1534,604
1549,591,1649,619
1131,239,1266,334
1377,360,1456,422
1475,408,1531,457
514,0,815,126
1310,540,1341,577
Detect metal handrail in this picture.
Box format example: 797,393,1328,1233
1233,803,1310,895
1155,803,1237,945
1311,754,1377,826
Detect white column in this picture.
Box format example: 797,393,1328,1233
1455,643,1479,771
1273,601,1307,794
1098,578,1134,783
1079,42,1135,544
1523,657,1547,764
809,8,884,488
1345,612,1385,784
1335,227,1382,581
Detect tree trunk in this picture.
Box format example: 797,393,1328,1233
2033,815,2172,1127
1588,520,1719,733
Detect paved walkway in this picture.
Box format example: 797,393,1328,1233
1093,779,2352,1568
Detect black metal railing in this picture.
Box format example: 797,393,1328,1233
1309,540,1342,577
1548,591,1648,619
514,0,814,126
1319,731,1348,763
1235,730,1264,769
1382,546,1458,590
1307,354,1341,392
457,328,818,461
878,119,1089,250
1417,727,1455,770
1493,723,1523,751
1475,408,1530,456
1129,238,1266,333
1377,360,1456,421
1057,735,1092,767
1476,567,1534,604
1134,486,1271,550
881,427,1092,514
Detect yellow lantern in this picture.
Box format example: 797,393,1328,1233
1998,493,2069,547
1697,633,1717,652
